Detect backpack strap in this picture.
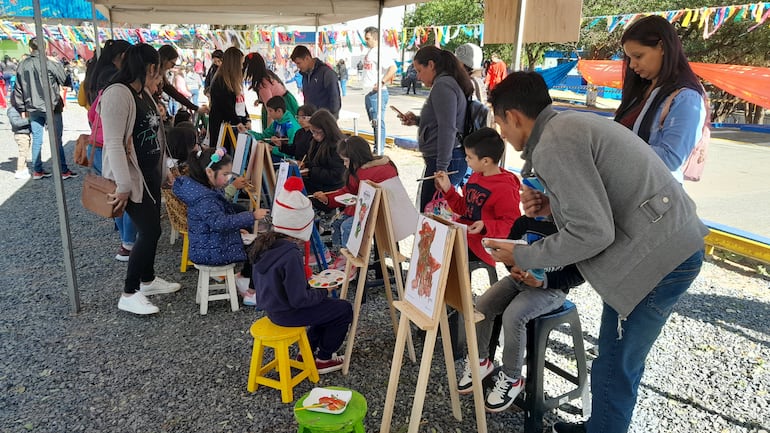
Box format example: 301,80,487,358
658,88,685,129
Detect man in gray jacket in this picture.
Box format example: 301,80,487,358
485,72,707,433
12,38,76,180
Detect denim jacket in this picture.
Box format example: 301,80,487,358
633,87,706,183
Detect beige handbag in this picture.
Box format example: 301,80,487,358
80,113,122,218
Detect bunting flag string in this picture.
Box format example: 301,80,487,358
584,2,770,38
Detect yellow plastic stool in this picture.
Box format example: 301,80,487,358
247,317,319,403
179,231,194,272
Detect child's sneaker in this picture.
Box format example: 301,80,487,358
484,370,524,412
235,276,250,295
458,356,495,394
330,254,347,270
315,354,344,374
242,291,257,306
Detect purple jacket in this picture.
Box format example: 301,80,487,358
252,238,326,314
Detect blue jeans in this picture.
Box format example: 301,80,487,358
339,80,347,97
331,214,353,249
587,249,704,433
190,89,199,107
365,88,388,147
419,147,468,211
30,111,67,173
89,145,137,247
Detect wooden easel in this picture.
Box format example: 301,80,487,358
380,215,488,433
339,181,416,375
245,140,277,210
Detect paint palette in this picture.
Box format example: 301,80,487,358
308,269,347,289
334,193,358,206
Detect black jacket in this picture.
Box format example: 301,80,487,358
12,52,66,114
300,59,341,118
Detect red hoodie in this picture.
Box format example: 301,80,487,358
326,156,399,216
444,168,521,266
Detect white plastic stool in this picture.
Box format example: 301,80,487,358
194,263,239,315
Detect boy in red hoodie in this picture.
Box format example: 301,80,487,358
435,127,521,267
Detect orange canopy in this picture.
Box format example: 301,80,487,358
577,59,770,109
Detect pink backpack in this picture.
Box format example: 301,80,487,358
659,88,709,182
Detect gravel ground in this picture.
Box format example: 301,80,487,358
0,108,768,433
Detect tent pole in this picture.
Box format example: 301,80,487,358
314,15,320,57
109,10,115,39
33,0,81,314
375,0,384,155
91,1,100,57
512,0,526,71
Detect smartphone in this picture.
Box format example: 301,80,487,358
522,176,546,193
389,105,405,117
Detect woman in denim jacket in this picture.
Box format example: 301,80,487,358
614,15,707,183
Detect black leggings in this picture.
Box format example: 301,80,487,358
124,183,162,294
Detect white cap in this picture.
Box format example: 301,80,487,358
272,177,315,241
455,43,483,70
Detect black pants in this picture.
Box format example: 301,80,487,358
124,170,162,294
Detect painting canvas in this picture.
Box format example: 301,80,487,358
404,215,451,319
274,161,291,207
345,181,376,257
232,133,251,175
379,177,418,242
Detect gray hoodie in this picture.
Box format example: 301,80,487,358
417,73,466,171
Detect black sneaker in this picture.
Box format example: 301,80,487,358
552,422,587,433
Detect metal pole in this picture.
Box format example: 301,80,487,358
33,0,80,314
375,0,384,155
91,0,101,57
314,15,320,57
512,0,527,71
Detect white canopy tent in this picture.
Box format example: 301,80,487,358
92,0,412,25
29,0,416,313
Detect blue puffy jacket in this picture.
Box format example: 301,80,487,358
172,176,254,266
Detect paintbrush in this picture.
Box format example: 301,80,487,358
294,403,328,411
416,170,459,181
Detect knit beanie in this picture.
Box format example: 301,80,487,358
455,43,483,70
272,177,314,241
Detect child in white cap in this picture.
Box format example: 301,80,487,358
248,176,353,373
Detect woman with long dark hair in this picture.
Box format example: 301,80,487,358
87,39,131,105
243,51,299,130
398,46,472,210
302,109,345,194
614,15,707,183
208,47,250,153
99,43,180,315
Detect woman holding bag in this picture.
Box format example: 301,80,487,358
208,47,250,153
243,51,299,131
100,43,181,315
614,15,707,183
398,46,472,210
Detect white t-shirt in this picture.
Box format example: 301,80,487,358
362,45,397,89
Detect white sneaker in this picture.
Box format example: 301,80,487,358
139,277,181,296
458,356,495,394
484,370,524,412
118,292,159,315
14,170,31,180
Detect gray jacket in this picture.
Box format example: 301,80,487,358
417,73,466,171
11,52,66,114
513,106,708,318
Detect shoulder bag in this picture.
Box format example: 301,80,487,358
81,110,123,218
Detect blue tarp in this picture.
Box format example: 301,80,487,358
538,60,578,89
1,0,106,20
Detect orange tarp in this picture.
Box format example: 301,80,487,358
577,60,770,109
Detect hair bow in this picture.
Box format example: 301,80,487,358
207,147,227,168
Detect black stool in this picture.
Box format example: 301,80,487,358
517,299,588,433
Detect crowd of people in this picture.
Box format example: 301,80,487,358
4,16,708,432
